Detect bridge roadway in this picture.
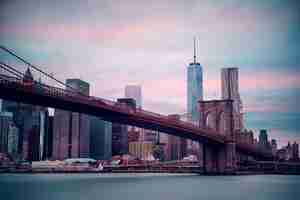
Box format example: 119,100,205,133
0,74,271,158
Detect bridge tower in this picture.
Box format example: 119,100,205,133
198,99,237,174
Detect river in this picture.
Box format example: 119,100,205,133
0,173,299,200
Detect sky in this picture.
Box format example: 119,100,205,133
0,0,299,147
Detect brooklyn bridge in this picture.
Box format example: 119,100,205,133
0,46,276,174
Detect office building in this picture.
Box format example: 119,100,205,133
125,85,142,108
90,116,112,160
129,141,154,160
187,38,203,123
259,129,268,148
271,139,277,156
221,67,244,130
125,85,143,141
53,79,90,160
0,112,13,153
111,98,136,155
292,142,299,161
2,69,48,161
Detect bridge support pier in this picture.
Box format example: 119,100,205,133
201,142,236,175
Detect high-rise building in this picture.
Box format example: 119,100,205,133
52,79,90,160
90,116,112,160
271,139,277,156
292,142,299,161
125,85,142,108
259,129,268,148
125,85,144,141
111,98,136,155
0,112,13,153
43,115,53,160
2,69,48,161
0,99,2,112
187,38,203,123
221,67,244,130
164,114,187,161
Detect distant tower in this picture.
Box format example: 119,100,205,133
221,68,244,131
187,37,203,123
125,85,142,109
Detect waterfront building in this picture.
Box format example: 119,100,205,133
221,67,244,131
164,115,187,161
125,85,144,141
90,116,112,160
52,78,90,160
292,142,299,161
259,129,268,149
187,38,203,123
111,98,135,155
271,139,277,157
7,123,19,156
129,141,154,160
2,69,49,161
0,112,13,153
43,115,53,160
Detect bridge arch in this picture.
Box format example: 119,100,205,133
199,99,234,139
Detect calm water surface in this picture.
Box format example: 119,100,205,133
0,173,299,200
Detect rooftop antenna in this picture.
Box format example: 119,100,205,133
193,37,197,64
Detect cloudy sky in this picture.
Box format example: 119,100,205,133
1,0,299,147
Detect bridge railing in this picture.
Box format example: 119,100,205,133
0,73,226,142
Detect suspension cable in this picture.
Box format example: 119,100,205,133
0,63,24,79
0,45,79,93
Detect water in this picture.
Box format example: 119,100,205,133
0,173,299,200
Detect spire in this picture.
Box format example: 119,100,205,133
23,67,34,81
193,37,197,64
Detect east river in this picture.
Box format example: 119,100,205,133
0,173,299,200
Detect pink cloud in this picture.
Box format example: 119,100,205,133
240,71,300,91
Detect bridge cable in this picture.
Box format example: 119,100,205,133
0,46,80,94
0,61,25,78
0,63,24,79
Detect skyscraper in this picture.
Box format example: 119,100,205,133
0,99,2,112
2,68,48,161
52,79,90,160
125,85,146,142
259,129,268,148
221,67,244,130
187,38,203,123
292,142,299,161
90,116,112,160
125,85,142,108
111,98,135,155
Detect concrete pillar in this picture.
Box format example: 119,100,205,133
225,142,237,174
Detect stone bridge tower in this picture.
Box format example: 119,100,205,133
198,99,237,174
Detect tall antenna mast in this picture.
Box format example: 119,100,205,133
193,37,197,64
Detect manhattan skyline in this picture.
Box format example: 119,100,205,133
0,0,299,147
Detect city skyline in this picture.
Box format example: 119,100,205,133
0,0,299,147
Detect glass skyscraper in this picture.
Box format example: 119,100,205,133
187,39,203,123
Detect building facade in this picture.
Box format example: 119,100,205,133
1,69,48,161
187,38,203,123
259,129,268,149
129,141,154,160
90,116,112,160
221,67,244,131
125,85,142,108
111,98,136,156
52,79,90,160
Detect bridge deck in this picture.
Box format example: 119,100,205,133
0,74,272,158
